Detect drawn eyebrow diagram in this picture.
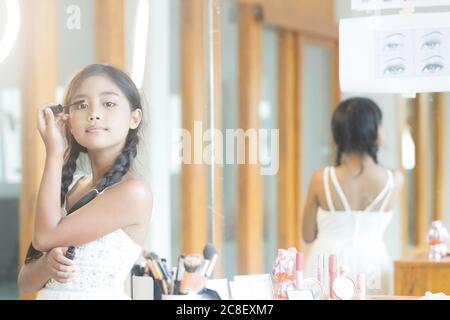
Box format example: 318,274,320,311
422,55,444,63
384,33,406,41
420,31,443,50
382,33,407,52
422,31,443,39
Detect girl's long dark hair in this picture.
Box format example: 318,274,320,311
332,97,382,167
25,64,142,264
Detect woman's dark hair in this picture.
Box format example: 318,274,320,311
332,97,382,166
25,64,142,264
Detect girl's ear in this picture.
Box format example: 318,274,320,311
129,108,142,130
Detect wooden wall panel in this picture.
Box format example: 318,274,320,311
432,93,444,221
277,31,301,250
19,0,57,300
94,0,125,68
180,0,207,255
411,95,428,247
237,3,263,274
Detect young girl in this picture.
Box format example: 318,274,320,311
17,64,153,299
302,97,404,296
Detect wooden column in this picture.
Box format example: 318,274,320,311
237,3,263,274
432,93,445,221
411,94,428,247
180,0,207,254
94,0,125,68
277,30,301,250
331,41,340,109
19,0,57,300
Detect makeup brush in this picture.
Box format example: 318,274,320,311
203,243,218,278
149,252,171,280
179,254,205,294
148,252,171,294
49,99,85,114
65,246,76,260
201,244,211,275
174,255,185,294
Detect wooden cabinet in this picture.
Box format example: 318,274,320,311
394,256,450,296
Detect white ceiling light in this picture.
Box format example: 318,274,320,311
0,0,20,64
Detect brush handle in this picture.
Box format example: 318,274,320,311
50,104,63,114
179,272,191,294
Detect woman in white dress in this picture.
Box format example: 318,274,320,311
302,97,404,296
17,64,153,299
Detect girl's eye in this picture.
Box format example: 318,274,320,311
78,103,88,110
104,102,116,108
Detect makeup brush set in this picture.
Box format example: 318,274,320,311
131,243,220,299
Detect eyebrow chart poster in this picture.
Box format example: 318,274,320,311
340,11,450,94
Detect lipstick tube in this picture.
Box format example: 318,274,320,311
328,254,337,299
317,254,325,287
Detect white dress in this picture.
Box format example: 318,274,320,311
36,176,142,300
304,166,394,296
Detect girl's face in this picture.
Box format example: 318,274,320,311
68,75,142,151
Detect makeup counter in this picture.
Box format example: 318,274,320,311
126,246,449,300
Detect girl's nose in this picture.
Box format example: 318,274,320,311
88,114,101,121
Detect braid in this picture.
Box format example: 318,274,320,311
60,140,83,205
25,139,81,264
95,132,139,191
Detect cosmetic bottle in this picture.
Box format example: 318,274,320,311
355,273,366,300
427,220,449,261
296,252,304,289
272,248,296,299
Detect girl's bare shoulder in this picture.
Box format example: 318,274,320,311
106,176,153,217
384,167,404,188
309,167,327,192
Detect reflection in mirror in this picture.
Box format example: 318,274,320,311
400,93,449,254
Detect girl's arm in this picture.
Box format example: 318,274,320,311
17,247,79,293
302,170,321,243
18,255,51,294
33,106,153,252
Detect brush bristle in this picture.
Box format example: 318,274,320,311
149,251,159,260
184,254,204,273
203,243,217,260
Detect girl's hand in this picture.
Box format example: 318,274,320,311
44,247,80,283
37,104,69,158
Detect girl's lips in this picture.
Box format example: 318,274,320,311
86,128,108,133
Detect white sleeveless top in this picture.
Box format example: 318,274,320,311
304,166,395,296
36,176,142,300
